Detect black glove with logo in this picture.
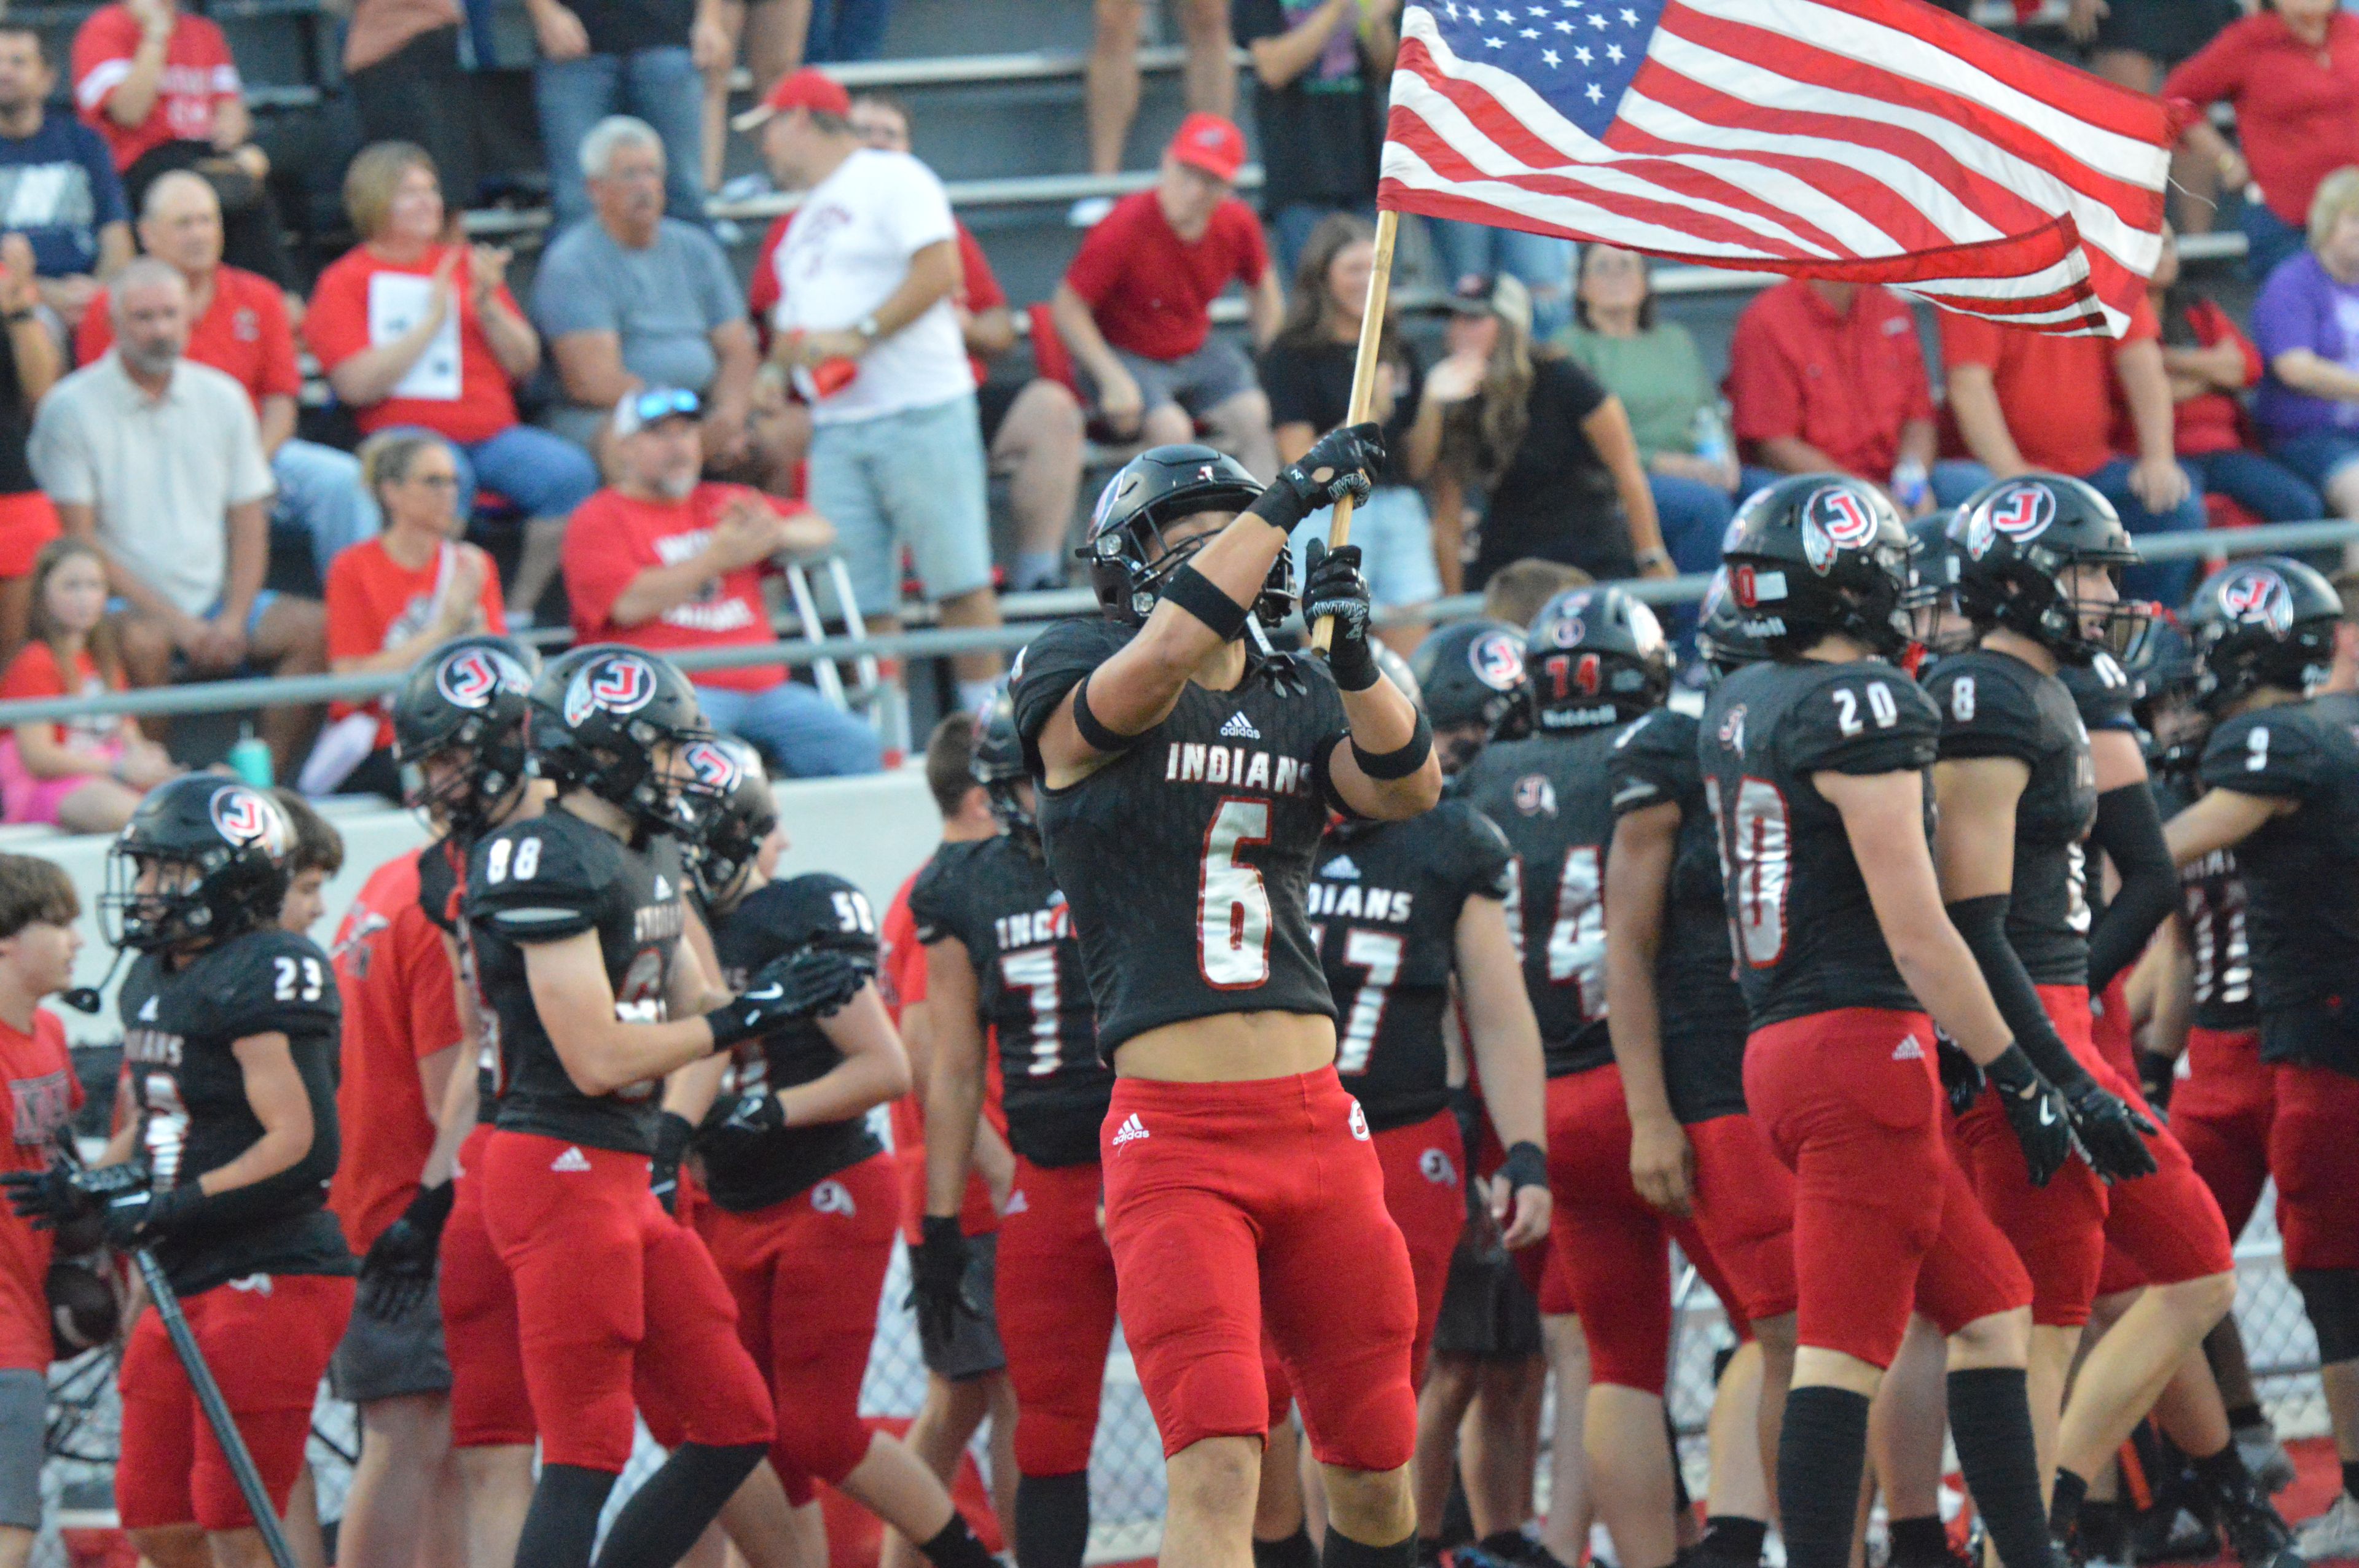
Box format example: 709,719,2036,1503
649,1110,695,1215
1982,1043,2079,1188
1245,423,1382,533
706,945,874,1050
2060,1078,2159,1182
908,1215,977,1348
1302,539,1378,691
358,1180,454,1321
4,1158,197,1247
1936,1036,1985,1118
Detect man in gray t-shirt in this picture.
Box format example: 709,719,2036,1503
532,115,757,460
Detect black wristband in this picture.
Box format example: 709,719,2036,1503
1982,1042,2040,1094
1350,710,1433,781
1501,1140,1548,1193
1070,674,1140,754
654,1110,695,1164
1160,563,1249,642
401,1179,456,1231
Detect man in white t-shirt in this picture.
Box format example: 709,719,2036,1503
742,68,1003,712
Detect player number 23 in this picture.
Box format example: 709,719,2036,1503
273,954,326,1002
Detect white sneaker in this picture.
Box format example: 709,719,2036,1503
2295,1494,2359,1562
2236,1424,2300,1494
1068,195,1116,228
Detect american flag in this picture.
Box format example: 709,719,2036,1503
1380,0,2177,335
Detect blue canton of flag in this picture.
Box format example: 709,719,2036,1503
1427,0,1667,139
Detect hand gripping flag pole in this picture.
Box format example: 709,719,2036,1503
1311,207,1400,655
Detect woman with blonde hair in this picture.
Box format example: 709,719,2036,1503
2248,165,2359,539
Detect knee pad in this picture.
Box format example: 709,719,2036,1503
2291,1269,2359,1364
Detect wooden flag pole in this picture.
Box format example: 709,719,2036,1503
1311,206,1401,654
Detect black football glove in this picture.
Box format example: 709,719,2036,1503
2061,1080,2159,1182
1936,1036,1985,1118
706,945,874,1050
907,1214,979,1348
357,1180,453,1322
1302,539,1379,691
649,1110,695,1216
1983,1044,2079,1188
4,1158,198,1247
1245,423,1382,533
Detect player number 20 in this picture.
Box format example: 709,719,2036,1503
1199,798,1273,988
1833,681,1900,737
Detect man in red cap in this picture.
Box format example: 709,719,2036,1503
1050,112,1283,483
740,66,1007,716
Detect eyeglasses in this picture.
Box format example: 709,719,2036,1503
410,472,461,490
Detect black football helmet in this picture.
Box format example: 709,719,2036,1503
1524,585,1673,731
1694,567,1770,677
1907,511,1977,661
1720,474,1914,660
682,736,776,907
102,776,294,951
1079,445,1291,630
2186,555,2344,712
1410,620,1528,735
1949,475,2145,665
2124,613,2205,776
526,644,721,838
393,634,539,843
972,691,1037,856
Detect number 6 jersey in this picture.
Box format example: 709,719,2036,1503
1009,618,1353,1061
1699,658,1942,1028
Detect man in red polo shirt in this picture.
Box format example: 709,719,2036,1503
1941,297,2206,600
561,384,883,778
79,170,379,571
1726,279,1988,516
1049,113,1283,482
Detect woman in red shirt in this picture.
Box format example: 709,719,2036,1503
2146,225,2325,525
0,539,177,831
319,432,506,799
302,142,597,626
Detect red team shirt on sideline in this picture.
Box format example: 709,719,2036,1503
1724,280,1937,482
1,1010,81,1372
1938,296,2162,479
323,540,509,747
561,484,811,694
2166,298,2265,458
326,851,466,1254
1061,190,1267,363
77,265,303,410
2163,11,2359,228
881,870,1001,1241
71,6,240,171
304,244,527,445
750,217,1004,390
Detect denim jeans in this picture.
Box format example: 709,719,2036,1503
272,439,382,574
803,0,893,62
534,47,708,232
1270,202,1363,281
2180,449,2324,525
2085,456,2208,604
693,681,884,778
2236,197,2307,288
1423,218,1576,343
429,425,601,521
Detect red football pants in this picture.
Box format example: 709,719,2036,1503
693,1152,898,1505
117,1273,354,1532
1746,1009,2031,1368
2170,1028,2274,1239
1099,1069,1417,1471
439,1123,534,1449
2270,1063,2359,1273
1686,1111,1801,1325
1372,1109,1471,1384
996,1157,1118,1478
480,1131,774,1472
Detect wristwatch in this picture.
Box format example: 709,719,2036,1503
854,314,881,344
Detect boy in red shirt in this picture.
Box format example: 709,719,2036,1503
0,854,87,1568
1049,114,1283,483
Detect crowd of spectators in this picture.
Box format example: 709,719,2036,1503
0,0,2334,820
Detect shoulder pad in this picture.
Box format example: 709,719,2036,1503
206,929,340,1036
2200,708,2323,800
1608,708,1699,818
464,817,611,942
415,841,463,936
767,873,883,959
1925,655,2048,763
1009,618,1132,748
906,840,986,945
2060,652,2138,733
1788,664,1941,777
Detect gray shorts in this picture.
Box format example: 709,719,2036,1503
327,1281,452,1405
1103,338,1259,423
0,1366,42,1529
918,1231,1006,1382
806,393,995,616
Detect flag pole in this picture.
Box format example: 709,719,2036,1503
1311,206,1401,654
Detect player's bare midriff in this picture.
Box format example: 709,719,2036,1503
1113,1008,1339,1082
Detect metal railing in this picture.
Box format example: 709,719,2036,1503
2,518,2349,730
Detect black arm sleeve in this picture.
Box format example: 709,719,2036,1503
2084,782,2177,996
1946,893,2091,1091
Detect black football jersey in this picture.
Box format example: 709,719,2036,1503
1608,708,1751,1123
1700,658,1941,1028
2057,651,2139,736
119,929,352,1295
1307,803,1514,1131
909,836,1110,1166
2196,701,2359,1071
464,806,690,1155
695,873,886,1211
1923,649,2098,986
2152,775,2256,1033
1011,618,1352,1061
1457,728,1623,1077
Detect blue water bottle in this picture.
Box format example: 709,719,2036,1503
227,724,273,788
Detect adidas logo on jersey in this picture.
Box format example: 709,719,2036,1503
653,875,673,900
1321,855,1361,881
550,1145,593,1172
1221,712,1261,740
139,996,159,1023
1892,1034,1925,1062
1111,1113,1149,1149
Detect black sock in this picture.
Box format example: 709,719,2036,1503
2224,1403,2266,1432
1947,1368,2056,1568
1477,1530,1534,1562
515,1464,619,1568
2343,1460,2359,1503
1699,1516,1768,1566
1777,1385,1871,1568
921,1512,1000,1568
1323,1527,1418,1568
1254,1527,1319,1568
2078,1500,2124,1560
1015,1472,1091,1568
1887,1515,1952,1568
2190,1441,2251,1494
2050,1467,2089,1537
593,1443,764,1568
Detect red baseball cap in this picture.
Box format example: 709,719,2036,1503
1168,113,1246,182
732,66,853,132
